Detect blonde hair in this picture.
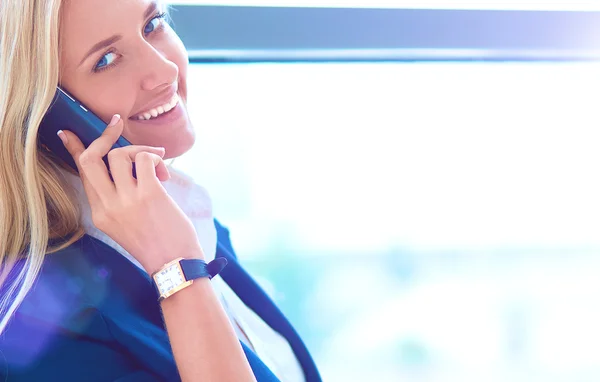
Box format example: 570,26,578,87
0,0,85,334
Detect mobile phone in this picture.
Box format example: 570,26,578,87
38,87,132,173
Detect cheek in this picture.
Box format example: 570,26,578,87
88,89,138,127
64,83,137,126
166,31,189,99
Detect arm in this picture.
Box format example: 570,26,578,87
156,251,256,382
60,116,257,381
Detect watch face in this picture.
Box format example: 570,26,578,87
154,263,185,295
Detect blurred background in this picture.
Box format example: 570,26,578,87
166,2,600,381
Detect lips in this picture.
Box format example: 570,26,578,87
131,93,180,121
128,97,186,126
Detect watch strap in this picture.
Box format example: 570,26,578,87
181,257,228,281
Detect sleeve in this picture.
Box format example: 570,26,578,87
102,310,281,382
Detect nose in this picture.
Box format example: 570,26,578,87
138,43,179,92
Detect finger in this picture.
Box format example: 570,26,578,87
65,115,125,204
58,129,102,207
134,151,170,190
155,159,171,182
108,145,166,192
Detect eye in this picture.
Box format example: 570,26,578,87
144,12,166,35
94,51,118,72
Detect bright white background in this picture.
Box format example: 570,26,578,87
173,62,600,381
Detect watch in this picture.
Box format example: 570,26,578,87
151,257,228,301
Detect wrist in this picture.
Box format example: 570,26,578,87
150,256,228,302
141,245,206,276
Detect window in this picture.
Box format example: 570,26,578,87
167,3,600,381
166,4,600,62
173,61,600,381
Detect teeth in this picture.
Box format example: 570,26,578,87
135,94,179,121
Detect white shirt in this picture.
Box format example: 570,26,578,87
59,166,306,382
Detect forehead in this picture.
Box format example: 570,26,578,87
60,0,156,67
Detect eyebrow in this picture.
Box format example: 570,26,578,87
78,1,159,67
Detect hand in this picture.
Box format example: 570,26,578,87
58,114,204,273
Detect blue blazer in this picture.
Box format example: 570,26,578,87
0,220,321,382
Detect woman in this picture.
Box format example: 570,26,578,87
0,0,321,381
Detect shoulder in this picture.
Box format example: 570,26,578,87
24,234,159,317
0,236,113,379
4,233,162,333
6,234,120,328
0,235,168,381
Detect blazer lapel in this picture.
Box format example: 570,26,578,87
215,242,322,382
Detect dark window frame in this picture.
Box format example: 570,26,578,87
168,5,600,62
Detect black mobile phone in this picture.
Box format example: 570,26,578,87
38,87,132,173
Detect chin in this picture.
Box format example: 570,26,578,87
164,128,196,159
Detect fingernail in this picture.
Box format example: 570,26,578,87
108,114,121,127
57,130,68,145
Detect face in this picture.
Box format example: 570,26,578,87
59,0,194,159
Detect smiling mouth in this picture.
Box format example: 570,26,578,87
131,93,180,121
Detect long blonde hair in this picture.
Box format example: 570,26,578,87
0,0,85,334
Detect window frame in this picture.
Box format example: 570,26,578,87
167,5,600,62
